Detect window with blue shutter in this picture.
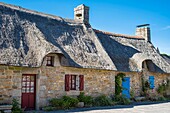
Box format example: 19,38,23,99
149,76,155,89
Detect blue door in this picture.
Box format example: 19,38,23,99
122,77,130,98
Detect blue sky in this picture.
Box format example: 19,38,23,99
1,0,170,54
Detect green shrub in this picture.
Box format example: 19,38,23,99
49,96,79,109
130,89,135,100
60,101,70,110
77,92,93,106
157,96,167,101
12,98,23,113
157,85,165,94
157,79,169,96
93,95,112,106
49,98,61,107
62,96,79,108
113,95,131,105
115,73,125,96
43,106,56,111
141,79,151,97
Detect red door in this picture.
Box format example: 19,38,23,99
21,74,36,110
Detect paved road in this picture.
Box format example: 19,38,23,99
27,102,170,113
71,102,170,113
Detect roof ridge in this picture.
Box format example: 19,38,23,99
0,2,80,23
93,29,144,39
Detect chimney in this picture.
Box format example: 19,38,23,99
136,24,151,42
74,4,89,24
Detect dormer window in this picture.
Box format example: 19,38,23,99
142,60,155,72
46,56,54,66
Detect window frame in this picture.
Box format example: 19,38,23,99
70,75,77,90
46,56,54,66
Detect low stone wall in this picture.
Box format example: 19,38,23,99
0,105,12,113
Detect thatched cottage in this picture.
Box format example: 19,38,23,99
0,2,170,110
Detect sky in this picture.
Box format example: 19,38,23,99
1,0,170,54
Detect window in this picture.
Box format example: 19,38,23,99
65,74,84,91
22,75,35,93
46,56,54,66
70,75,76,90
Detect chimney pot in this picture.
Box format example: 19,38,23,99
136,24,151,42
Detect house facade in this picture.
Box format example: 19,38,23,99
0,2,170,110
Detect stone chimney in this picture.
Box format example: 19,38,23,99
74,4,89,24
136,24,151,42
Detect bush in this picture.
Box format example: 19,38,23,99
113,95,131,105
49,96,79,109
49,98,62,108
43,106,56,111
93,95,113,106
115,73,125,96
157,96,167,101
62,96,79,108
77,92,93,106
157,80,169,96
12,98,23,113
130,89,135,100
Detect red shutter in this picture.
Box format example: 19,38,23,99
65,74,70,91
79,75,84,91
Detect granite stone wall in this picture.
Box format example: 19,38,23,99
0,65,169,109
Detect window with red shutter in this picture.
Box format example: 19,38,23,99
65,75,70,91
79,75,84,91
65,74,84,91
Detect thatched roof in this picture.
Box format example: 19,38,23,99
0,2,170,73
95,30,170,73
0,2,115,70
162,54,170,65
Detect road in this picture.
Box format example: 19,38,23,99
27,102,170,113
70,102,170,113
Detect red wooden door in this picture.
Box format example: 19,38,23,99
21,74,36,110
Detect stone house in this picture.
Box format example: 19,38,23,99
0,2,170,110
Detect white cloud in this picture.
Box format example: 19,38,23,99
162,25,170,30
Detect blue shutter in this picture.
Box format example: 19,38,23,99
149,76,155,89
122,77,130,98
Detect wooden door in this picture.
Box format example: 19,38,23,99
21,74,36,110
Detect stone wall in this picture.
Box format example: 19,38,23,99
0,65,170,109
0,66,22,104
23,66,143,108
